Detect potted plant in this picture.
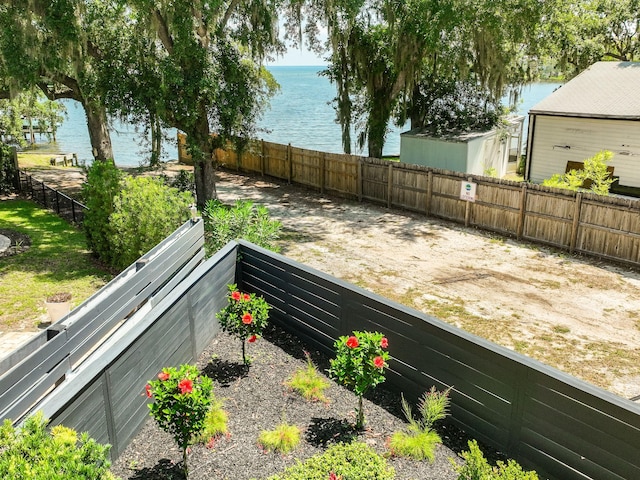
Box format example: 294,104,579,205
43,292,72,325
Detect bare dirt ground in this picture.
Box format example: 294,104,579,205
22,163,640,401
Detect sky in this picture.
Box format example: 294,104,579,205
267,47,328,66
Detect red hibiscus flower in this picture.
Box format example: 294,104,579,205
248,335,257,343
231,291,241,301
242,313,253,324
346,336,359,348
178,378,193,395
380,337,388,349
145,384,152,398
158,371,170,381
373,356,385,368
243,293,251,301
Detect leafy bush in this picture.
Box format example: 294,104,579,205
146,364,213,478
328,331,390,429
216,284,271,365
0,412,116,479
108,176,193,269
388,387,451,461
202,199,281,254
0,143,17,194
258,423,301,454
453,440,539,480
82,159,122,264
542,150,614,196
195,395,228,447
165,169,196,197
285,351,330,402
264,441,395,480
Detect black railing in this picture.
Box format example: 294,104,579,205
18,171,87,225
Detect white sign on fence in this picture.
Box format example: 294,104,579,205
460,181,477,202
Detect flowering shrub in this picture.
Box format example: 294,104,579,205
146,364,213,478
328,331,390,429
216,284,271,364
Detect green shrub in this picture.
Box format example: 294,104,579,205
264,441,395,480
453,440,539,480
82,159,122,264
108,176,193,269
542,150,614,196
0,143,17,194
388,387,451,461
285,351,330,402
258,423,301,454
168,169,196,197
195,396,229,446
0,412,116,479
202,199,281,254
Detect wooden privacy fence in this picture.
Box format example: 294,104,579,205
18,171,87,225
212,138,640,267
238,240,640,480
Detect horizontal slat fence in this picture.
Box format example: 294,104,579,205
237,240,640,480
214,138,640,267
18,171,86,224
0,220,212,447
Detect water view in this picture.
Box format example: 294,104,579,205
46,66,561,167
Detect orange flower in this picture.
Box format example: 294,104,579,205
242,313,253,324
346,336,359,348
231,291,241,301
380,337,388,348
178,378,193,395
158,371,170,381
373,356,385,368
248,334,257,343
243,293,251,301
145,384,152,398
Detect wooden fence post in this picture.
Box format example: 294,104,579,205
517,183,527,240
387,163,393,208
287,143,292,184
320,152,326,194
357,159,363,202
426,170,433,216
260,139,265,176
569,192,583,253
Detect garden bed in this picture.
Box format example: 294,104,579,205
109,323,480,479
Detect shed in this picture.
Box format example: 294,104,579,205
400,117,523,178
525,61,640,193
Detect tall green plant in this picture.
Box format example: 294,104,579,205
452,440,539,480
328,331,390,429
82,159,122,264
202,199,281,254
146,364,213,479
108,176,193,270
0,143,17,194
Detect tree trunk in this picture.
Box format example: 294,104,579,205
83,100,114,161
150,113,161,167
191,114,218,208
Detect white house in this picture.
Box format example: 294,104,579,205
525,61,640,190
399,117,524,178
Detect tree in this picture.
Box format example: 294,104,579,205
305,0,553,158
545,0,640,77
542,150,615,195
117,0,282,206
0,0,115,160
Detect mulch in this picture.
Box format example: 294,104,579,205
109,323,481,480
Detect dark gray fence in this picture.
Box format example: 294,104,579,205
237,240,640,480
18,171,86,224
3,234,639,479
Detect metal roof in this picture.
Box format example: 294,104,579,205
529,62,640,119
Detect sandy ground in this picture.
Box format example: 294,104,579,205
17,163,640,401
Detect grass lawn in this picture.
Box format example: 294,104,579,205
0,199,112,331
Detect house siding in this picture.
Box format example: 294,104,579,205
529,115,640,187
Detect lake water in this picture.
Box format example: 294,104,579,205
47,66,561,167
